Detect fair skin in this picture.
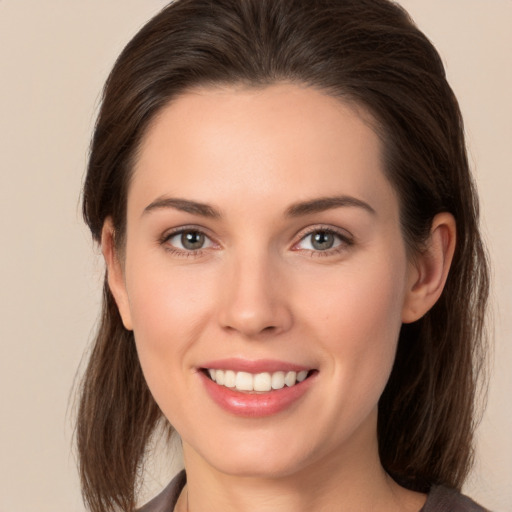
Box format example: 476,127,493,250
102,84,455,512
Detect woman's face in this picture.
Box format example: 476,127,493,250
109,84,419,478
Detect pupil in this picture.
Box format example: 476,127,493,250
312,231,334,250
182,231,204,250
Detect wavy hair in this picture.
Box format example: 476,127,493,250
78,1,489,510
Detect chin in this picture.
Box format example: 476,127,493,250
185,428,321,480
208,455,307,479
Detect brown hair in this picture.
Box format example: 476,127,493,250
78,0,489,510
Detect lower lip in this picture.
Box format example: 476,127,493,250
200,371,316,417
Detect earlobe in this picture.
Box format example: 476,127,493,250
101,219,133,331
402,212,456,324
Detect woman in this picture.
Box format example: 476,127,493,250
77,0,490,511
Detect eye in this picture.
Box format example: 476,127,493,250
295,228,352,253
163,229,215,252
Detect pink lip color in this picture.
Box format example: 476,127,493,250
199,365,316,418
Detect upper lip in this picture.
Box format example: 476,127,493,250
199,358,313,374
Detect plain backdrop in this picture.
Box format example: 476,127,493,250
0,1,510,511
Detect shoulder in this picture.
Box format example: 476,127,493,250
422,485,489,512
137,470,186,512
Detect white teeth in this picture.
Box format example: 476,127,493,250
271,371,285,390
235,371,253,391
207,368,310,392
254,372,272,392
224,370,236,388
215,369,225,385
284,371,297,387
297,370,308,382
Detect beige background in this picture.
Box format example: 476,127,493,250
0,1,510,510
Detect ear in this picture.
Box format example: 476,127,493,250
101,218,133,331
402,212,456,324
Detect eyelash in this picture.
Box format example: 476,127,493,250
159,225,354,258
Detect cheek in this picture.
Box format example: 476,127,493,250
124,257,218,387
127,258,214,333
123,262,222,430
302,253,405,336
303,257,407,398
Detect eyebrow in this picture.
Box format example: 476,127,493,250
285,195,376,217
142,194,376,219
142,197,221,218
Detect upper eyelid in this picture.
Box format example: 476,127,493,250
161,224,215,239
294,224,353,242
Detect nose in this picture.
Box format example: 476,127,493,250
217,253,293,338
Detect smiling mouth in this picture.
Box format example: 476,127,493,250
202,368,315,393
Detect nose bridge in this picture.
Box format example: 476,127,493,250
218,245,292,337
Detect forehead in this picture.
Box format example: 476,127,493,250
130,83,398,219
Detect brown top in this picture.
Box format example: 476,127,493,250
420,484,489,512
138,471,489,512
